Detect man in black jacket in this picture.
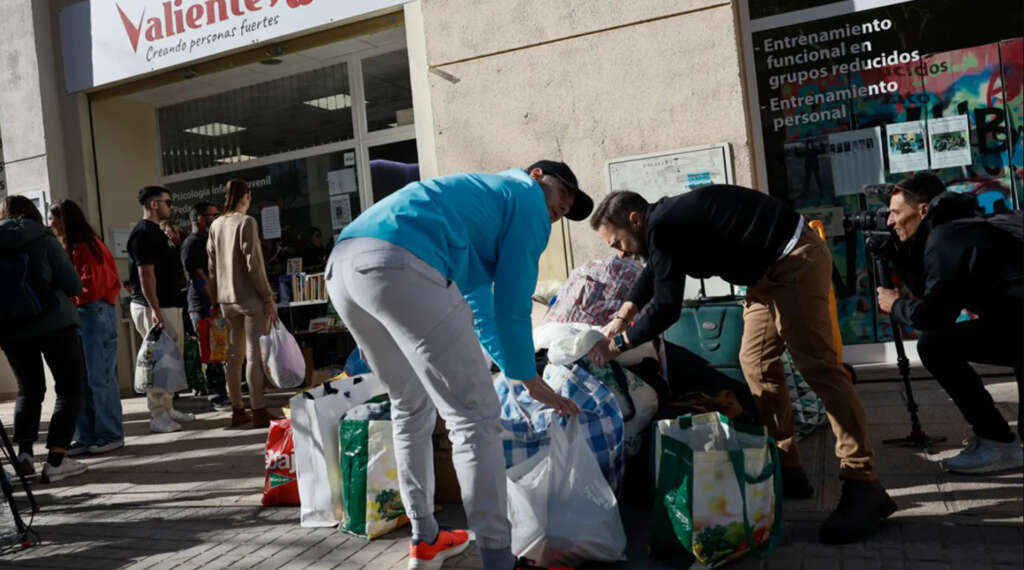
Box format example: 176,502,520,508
588,186,895,544
876,173,1023,474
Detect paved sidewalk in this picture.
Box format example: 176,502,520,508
0,366,1021,569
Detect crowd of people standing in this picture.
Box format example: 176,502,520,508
0,178,283,484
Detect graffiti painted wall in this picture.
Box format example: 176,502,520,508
742,0,1024,344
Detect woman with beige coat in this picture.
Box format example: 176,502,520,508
207,178,281,428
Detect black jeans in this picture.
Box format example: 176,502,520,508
189,311,228,399
917,317,1024,442
1,325,85,450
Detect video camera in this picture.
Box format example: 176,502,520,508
843,183,898,258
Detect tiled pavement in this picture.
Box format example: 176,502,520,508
0,366,1021,569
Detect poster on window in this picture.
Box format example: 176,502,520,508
328,168,358,196
261,206,282,240
885,120,929,174
331,195,353,230
827,127,884,196
783,136,833,201
927,115,972,169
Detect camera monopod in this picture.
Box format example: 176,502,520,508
0,418,39,548
868,250,947,448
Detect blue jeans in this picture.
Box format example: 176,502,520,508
76,301,124,443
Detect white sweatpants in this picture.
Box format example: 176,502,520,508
326,238,511,550
129,303,185,418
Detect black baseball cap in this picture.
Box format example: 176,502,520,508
527,160,593,221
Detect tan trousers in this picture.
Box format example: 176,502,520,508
129,303,184,417
739,230,876,481
222,298,269,410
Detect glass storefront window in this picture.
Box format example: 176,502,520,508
165,148,360,279
152,39,417,297
362,50,414,132
158,62,354,175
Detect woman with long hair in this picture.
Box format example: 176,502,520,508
1,196,87,482
207,179,281,428
49,199,124,455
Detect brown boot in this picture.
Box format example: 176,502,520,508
251,408,283,429
230,408,252,428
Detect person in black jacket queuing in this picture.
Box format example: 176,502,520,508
181,201,231,411
0,196,87,483
876,173,1023,474
588,186,895,544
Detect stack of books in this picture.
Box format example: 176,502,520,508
287,271,327,304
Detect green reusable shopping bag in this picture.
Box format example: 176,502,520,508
783,352,829,438
338,419,409,539
183,335,207,395
651,412,783,568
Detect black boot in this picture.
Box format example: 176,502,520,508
820,478,897,544
782,466,814,499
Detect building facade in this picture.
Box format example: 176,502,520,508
0,0,1021,396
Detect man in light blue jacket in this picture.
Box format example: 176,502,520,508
327,160,590,570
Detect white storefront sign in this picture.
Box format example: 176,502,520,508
60,0,405,92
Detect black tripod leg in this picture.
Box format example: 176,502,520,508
869,255,946,448
0,468,30,542
0,420,38,513
0,420,37,545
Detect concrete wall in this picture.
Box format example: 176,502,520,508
419,0,754,268
0,0,53,202
0,0,110,397
0,0,70,397
90,95,162,393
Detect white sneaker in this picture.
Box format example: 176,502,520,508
943,435,1024,474
40,457,88,483
169,408,195,422
150,414,183,433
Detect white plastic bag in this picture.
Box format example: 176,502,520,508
507,415,627,567
134,326,187,394
290,374,387,527
533,321,657,367
260,321,306,389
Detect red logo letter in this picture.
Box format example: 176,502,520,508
116,4,146,53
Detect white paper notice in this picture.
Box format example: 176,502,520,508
328,168,358,196
927,115,972,169
828,127,884,196
885,120,929,174
607,144,732,202
261,206,282,240
110,227,132,259
331,196,353,230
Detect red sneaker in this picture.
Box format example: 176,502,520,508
408,529,474,569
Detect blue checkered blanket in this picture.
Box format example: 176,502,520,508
494,364,626,492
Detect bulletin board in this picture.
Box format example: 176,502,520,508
606,143,734,201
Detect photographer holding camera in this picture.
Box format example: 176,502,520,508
875,173,1023,474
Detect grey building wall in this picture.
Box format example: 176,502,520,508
0,0,93,211
418,0,755,267
0,0,95,396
